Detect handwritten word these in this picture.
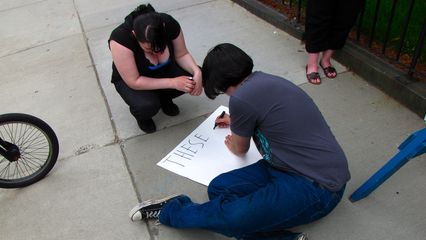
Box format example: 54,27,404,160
160,133,209,168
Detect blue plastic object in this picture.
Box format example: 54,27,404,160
350,128,426,202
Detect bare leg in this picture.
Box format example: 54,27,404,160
321,49,333,67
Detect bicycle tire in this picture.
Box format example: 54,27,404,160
0,113,59,188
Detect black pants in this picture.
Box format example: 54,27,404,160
113,65,189,121
114,81,184,121
305,0,363,53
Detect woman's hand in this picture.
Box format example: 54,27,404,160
173,76,196,93
189,70,203,96
172,32,203,96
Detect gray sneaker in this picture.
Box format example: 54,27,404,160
129,194,180,222
296,233,308,240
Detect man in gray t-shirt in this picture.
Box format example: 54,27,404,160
129,43,350,240
230,71,349,191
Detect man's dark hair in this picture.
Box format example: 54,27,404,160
133,9,167,53
202,43,253,99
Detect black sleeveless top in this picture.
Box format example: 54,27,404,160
108,12,181,83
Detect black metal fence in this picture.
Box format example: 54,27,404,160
269,0,426,80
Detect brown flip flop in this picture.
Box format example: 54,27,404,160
320,62,337,79
306,65,321,85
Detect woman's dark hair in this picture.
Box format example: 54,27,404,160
202,43,253,99
128,3,156,18
132,5,167,53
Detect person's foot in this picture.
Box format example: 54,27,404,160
306,65,321,85
137,118,156,133
320,59,337,78
161,99,180,116
129,194,181,222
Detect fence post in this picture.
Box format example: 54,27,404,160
408,18,426,77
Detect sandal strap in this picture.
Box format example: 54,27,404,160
306,72,320,79
323,66,336,75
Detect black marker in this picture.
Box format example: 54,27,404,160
213,111,226,130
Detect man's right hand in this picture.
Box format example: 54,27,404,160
215,113,230,128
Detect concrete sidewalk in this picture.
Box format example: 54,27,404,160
0,0,425,239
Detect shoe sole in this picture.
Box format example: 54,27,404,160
129,194,180,221
297,233,308,240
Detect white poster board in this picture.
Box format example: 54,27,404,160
157,105,262,186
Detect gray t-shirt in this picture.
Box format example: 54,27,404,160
230,71,350,191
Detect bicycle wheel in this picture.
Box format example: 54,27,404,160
0,113,59,188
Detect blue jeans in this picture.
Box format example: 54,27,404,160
159,160,345,239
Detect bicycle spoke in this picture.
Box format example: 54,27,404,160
17,157,39,175
20,133,48,154
0,162,12,179
17,124,38,149
21,153,47,167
